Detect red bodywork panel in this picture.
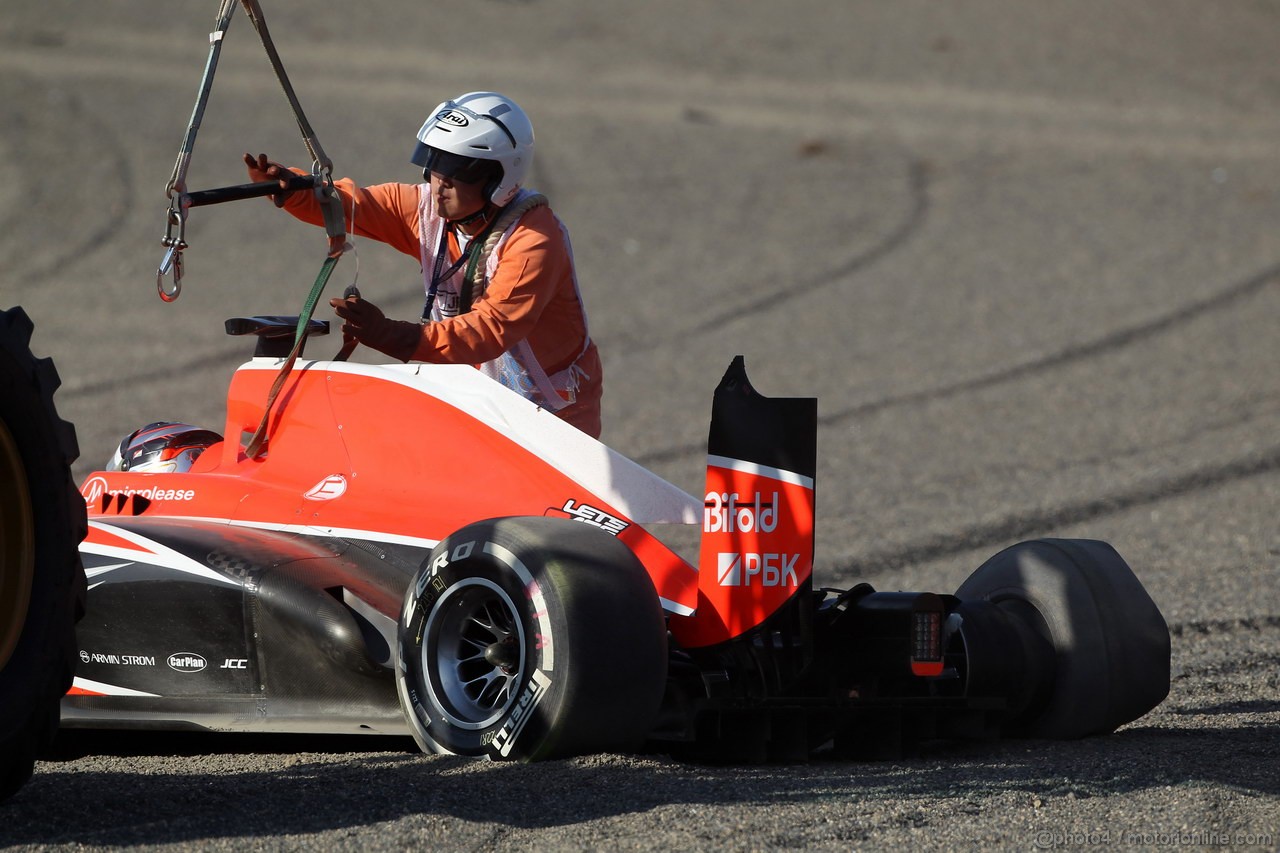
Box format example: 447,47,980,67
673,459,816,648
82,359,701,616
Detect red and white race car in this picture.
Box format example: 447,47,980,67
65,316,1170,761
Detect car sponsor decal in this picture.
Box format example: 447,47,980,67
716,552,800,588
304,474,348,501
489,669,552,758
80,650,157,667
549,499,630,536
82,475,196,505
704,490,778,534
686,459,815,646
167,652,208,673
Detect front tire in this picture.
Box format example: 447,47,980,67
396,517,667,761
0,307,86,801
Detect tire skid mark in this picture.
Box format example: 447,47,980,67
1166,699,1280,718
61,291,426,399
819,261,1280,428
635,259,1280,467
685,157,931,335
1169,616,1280,639
1,78,134,283
63,345,257,399
828,443,1280,578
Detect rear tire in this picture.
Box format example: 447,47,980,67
955,538,1169,738
0,307,86,801
396,517,667,761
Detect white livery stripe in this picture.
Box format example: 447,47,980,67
85,521,241,588
222,517,442,550
659,597,695,617
71,676,160,698
85,561,133,591
85,562,132,579
706,455,814,489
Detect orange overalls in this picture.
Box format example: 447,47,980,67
279,176,603,438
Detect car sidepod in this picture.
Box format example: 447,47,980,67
66,518,414,735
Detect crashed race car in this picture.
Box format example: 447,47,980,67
65,316,1171,761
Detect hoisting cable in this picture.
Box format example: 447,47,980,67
238,0,347,257
154,0,351,458
158,0,347,298
157,0,239,302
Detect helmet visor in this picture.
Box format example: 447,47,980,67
411,143,495,185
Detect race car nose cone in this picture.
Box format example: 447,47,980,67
484,638,519,672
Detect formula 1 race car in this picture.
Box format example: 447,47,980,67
65,316,1171,761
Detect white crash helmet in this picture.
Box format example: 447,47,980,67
106,422,223,474
410,92,534,207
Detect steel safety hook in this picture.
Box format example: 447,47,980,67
157,205,188,302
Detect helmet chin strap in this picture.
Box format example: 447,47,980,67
423,163,504,229
447,204,493,228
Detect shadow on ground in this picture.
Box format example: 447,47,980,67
4,723,1275,846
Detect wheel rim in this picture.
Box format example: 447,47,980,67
0,419,35,670
423,577,526,730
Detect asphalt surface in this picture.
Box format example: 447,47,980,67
2,0,1278,849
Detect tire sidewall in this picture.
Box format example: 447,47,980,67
0,308,85,801
396,517,668,762
398,531,561,759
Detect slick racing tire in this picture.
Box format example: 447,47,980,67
956,538,1170,739
0,307,86,802
397,517,667,761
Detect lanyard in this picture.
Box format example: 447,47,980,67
421,215,499,320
